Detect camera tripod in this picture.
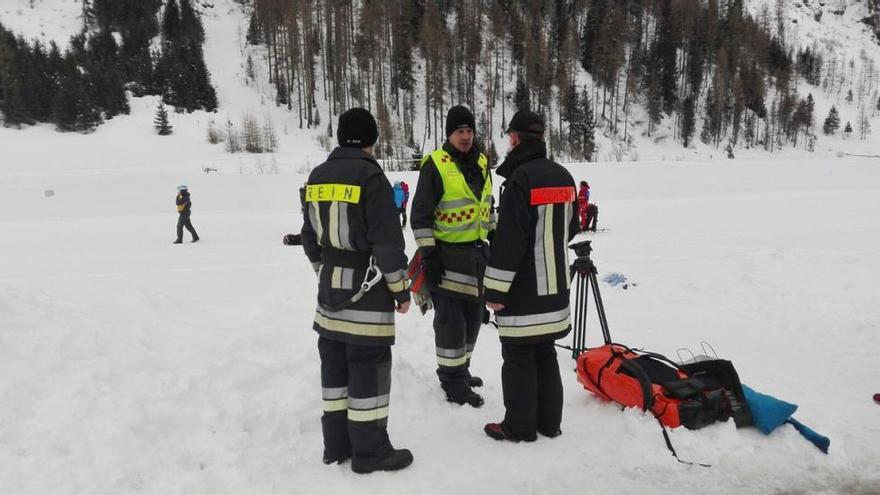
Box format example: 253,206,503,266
561,240,612,359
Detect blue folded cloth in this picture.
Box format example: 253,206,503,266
741,384,829,454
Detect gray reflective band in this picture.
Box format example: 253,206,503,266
309,202,323,240
322,386,348,400
485,266,516,282
563,202,572,289
413,228,434,239
443,270,479,286
348,393,390,410
437,198,475,210
495,307,571,327
338,202,353,250
328,201,339,248
543,203,557,295
341,267,354,289
384,269,406,283
316,305,395,324
534,205,548,295
436,346,467,358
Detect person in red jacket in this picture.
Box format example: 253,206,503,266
577,181,590,232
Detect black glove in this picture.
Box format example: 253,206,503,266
423,250,444,287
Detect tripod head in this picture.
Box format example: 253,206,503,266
569,239,596,275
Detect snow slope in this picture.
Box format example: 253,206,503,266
3,111,880,494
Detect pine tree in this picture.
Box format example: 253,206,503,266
822,105,840,135
161,0,181,50
53,55,102,132
179,0,205,45
843,121,853,138
154,102,172,135
845,89,853,103
681,95,697,147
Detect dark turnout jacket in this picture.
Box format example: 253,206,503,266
482,141,579,344
410,142,494,302
301,147,410,346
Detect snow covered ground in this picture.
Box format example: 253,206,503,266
2,120,880,494
2,0,880,493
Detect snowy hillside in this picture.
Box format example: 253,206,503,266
2,0,880,162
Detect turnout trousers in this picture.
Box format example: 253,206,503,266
318,337,394,463
431,292,482,398
501,340,563,440
176,213,199,241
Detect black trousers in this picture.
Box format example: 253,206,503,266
176,213,199,241
431,292,482,398
318,337,393,462
501,340,563,439
585,204,599,231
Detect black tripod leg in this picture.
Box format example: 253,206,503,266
588,270,612,345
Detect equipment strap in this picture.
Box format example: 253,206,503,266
319,257,384,312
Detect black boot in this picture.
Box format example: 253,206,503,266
351,449,414,474
446,390,484,408
173,239,182,244
466,372,483,388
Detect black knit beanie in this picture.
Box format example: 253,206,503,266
337,108,379,148
445,105,476,138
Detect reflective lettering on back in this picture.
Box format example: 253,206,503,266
306,184,362,204
530,187,576,205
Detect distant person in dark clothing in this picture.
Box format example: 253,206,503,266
400,181,410,227
174,185,199,244
392,181,407,228
585,203,599,232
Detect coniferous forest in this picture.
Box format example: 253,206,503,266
0,0,216,133
245,0,879,161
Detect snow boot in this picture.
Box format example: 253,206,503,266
447,390,484,408
874,393,880,405
538,427,562,438
351,449,413,474
484,423,536,442
173,239,182,244
466,371,483,388
191,237,199,243
323,452,351,465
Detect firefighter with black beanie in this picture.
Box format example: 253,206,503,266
482,110,579,442
301,107,413,473
411,105,496,408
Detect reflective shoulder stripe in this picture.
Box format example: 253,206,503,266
306,183,362,203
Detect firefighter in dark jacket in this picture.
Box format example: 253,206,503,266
173,185,199,244
482,110,579,442
301,108,414,474
411,105,496,408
